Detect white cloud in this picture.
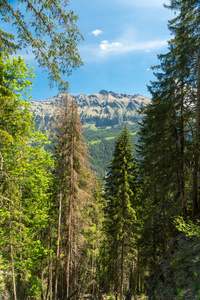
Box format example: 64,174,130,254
108,0,170,8
92,29,102,37
79,28,168,62
98,38,167,57
100,40,122,51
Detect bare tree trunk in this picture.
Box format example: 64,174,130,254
66,123,74,297
114,239,119,300
180,81,186,215
193,37,200,218
120,171,126,300
9,205,17,300
125,259,135,300
55,189,62,300
120,233,124,300
49,222,53,300
11,244,17,300
19,184,22,299
45,222,52,300
41,268,44,300
137,250,139,294
72,213,77,300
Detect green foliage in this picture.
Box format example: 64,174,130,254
137,0,200,296
1,1,200,298
0,53,35,144
0,0,83,89
175,217,200,237
84,123,139,177
0,128,53,298
83,123,139,142
103,126,139,296
0,52,53,298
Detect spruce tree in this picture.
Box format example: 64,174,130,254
50,94,95,299
137,0,200,294
104,126,138,300
164,0,200,217
0,0,83,90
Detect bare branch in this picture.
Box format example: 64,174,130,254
0,195,13,203
0,151,3,171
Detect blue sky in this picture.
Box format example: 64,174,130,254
3,0,174,101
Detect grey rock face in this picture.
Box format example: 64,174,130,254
30,90,151,133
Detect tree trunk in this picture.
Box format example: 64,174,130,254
180,79,186,215
125,259,135,300
72,213,77,300
120,232,124,300
114,239,119,300
55,189,62,300
11,243,17,300
41,268,44,300
19,184,22,299
9,205,17,300
193,37,200,218
49,222,53,300
66,121,74,297
120,172,125,300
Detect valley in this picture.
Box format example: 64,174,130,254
30,90,150,176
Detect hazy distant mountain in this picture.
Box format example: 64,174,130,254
30,90,151,133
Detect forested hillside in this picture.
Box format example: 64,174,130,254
0,0,200,300
84,123,139,176
30,91,149,176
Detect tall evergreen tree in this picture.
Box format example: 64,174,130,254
137,0,200,295
104,126,138,300
164,0,200,217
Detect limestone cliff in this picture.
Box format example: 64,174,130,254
30,90,151,132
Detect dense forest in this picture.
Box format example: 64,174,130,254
0,0,200,299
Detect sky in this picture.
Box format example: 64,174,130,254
3,0,175,101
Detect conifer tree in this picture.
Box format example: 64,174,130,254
50,94,95,299
137,0,200,293
164,0,200,217
104,126,138,300
0,0,83,90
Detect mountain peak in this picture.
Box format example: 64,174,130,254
99,90,109,95
30,91,151,132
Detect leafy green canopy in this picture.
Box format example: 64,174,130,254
0,53,35,146
0,52,53,298
0,0,83,90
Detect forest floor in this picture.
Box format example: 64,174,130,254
149,233,200,299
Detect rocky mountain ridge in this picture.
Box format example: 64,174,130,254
30,90,151,132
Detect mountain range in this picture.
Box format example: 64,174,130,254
30,90,150,132
30,90,151,176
